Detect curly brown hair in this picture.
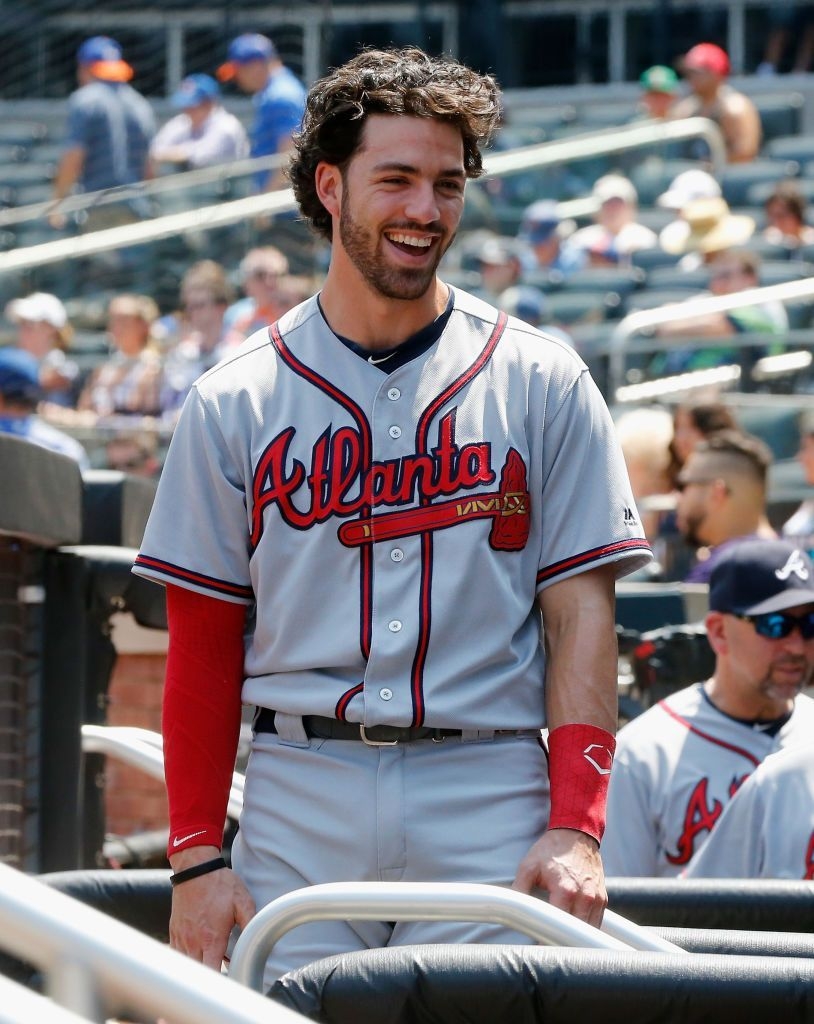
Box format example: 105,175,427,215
288,47,502,240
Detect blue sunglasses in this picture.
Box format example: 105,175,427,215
736,610,814,640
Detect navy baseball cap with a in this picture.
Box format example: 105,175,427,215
0,347,42,403
709,540,814,616
217,34,276,81
171,74,220,109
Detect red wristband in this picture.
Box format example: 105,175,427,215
546,723,616,844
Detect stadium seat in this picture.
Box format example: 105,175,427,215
764,134,814,167
645,266,709,291
720,160,800,208
544,288,624,325
746,177,814,208
753,92,805,144
629,158,700,207
0,162,54,188
0,121,48,148
553,265,646,298
631,247,682,272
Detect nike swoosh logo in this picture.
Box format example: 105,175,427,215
173,830,207,847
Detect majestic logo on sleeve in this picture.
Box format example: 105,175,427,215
250,409,530,551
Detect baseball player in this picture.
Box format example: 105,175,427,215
603,539,814,879
133,47,651,985
685,743,814,879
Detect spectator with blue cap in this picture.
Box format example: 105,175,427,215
51,36,156,232
517,199,583,278
217,33,306,191
0,348,89,469
149,73,249,174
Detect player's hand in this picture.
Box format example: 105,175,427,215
512,827,607,928
169,855,256,970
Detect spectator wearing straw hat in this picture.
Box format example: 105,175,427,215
659,195,754,271
51,36,156,231
217,33,306,191
149,74,249,174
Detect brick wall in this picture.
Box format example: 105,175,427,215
104,614,169,840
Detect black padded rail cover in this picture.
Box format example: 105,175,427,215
654,926,814,958
270,944,814,1024
0,433,82,546
37,868,172,942
607,877,814,931
81,469,157,548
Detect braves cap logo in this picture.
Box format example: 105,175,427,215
775,549,809,582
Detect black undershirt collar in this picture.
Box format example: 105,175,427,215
700,685,792,737
318,289,455,374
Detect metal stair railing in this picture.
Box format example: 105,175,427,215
228,880,689,992
0,861,304,1023
80,723,244,819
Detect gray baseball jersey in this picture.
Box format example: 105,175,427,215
685,744,814,879
602,683,814,877
133,288,650,729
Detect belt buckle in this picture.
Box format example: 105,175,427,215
359,725,399,747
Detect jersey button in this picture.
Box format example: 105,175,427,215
388,425,402,439
387,387,401,401
388,620,402,633
379,688,393,701
390,548,404,562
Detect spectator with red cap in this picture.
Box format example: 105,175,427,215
217,33,306,191
51,36,155,231
671,42,761,163
148,74,249,174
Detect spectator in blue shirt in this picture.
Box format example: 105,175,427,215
218,33,306,191
0,348,89,470
51,36,156,232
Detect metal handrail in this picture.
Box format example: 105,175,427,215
0,116,724,274
228,881,688,992
0,152,288,229
607,276,814,397
0,972,93,1024
0,862,303,1023
485,116,726,179
81,724,244,818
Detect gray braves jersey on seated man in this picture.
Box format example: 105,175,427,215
133,288,651,730
685,744,814,879
602,683,814,877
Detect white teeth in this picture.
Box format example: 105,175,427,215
387,233,432,248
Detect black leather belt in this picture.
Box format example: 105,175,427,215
254,708,463,746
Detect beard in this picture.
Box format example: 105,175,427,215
678,509,706,549
338,192,452,301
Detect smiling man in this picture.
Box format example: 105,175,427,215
133,47,651,986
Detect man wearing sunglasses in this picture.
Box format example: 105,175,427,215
603,539,814,877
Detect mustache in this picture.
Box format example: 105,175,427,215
385,221,445,235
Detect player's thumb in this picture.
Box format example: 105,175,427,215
233,886,256,930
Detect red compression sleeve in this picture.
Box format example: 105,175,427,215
163,584,247,859
546,723,616,844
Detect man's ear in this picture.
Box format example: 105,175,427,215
705,610,728,655
314,162,342,219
